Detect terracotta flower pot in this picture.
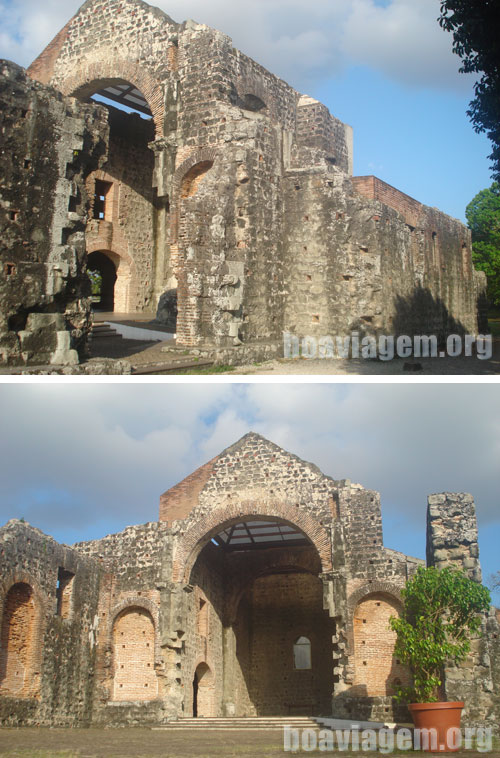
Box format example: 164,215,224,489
408,702,465,752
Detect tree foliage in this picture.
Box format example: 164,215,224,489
439,1,500,180
466,183,500,305
389,566,491,704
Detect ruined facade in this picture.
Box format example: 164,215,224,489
0,433,498,727
0,0,488,366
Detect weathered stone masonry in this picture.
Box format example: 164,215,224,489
0,0,488,366
0,61,108,366
1,432,498,727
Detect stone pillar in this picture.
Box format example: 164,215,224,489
160,582,191,721
149,139,177,309
222,625,237,716
426,492,499,729
426,493,482,581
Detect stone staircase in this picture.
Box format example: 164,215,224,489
90,322,123,341
153,716,321,731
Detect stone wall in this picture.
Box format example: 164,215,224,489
0,61,108,366
426,493,499,730
1,434,497,729
0,520,101,726
16,0,484,360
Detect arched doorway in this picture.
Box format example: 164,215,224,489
187,516,335,717
193,662,214,717
88,251,117,311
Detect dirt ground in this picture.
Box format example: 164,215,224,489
0,728,498,758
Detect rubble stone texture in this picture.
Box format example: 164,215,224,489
0,433,498,728
0,0,489,365
427,493,499,728
0,61,108,366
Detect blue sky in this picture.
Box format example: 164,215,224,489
0,0,493,221
0,384,498,603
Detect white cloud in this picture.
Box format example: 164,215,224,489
340,0,472,91
0,0,467,93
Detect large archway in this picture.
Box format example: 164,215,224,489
73,77,158,315
186,516,336,717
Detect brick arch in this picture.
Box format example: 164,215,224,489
108,597,161,661
174,501,332,583
0,574,45,700
349,589,410,698
110,604,159,702
347,582,403,616
173,148,219,191
190,658,217,717
345,581,404,659
57,58,165,137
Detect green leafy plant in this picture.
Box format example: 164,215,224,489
88,269,102,297
389,566,491,703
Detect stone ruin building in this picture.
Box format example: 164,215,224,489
0,432,498,727
0,0,488,367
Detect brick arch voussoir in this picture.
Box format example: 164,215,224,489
173,148,219,192
348,582,403,615
175,500,332,584
346,581,404,657
86,242,135,273
58,59,165,137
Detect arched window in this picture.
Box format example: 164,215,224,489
293,636,312,670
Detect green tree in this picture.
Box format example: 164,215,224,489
466,183,500,305
390,566,491,703
439,1,500,180
88,269,102,297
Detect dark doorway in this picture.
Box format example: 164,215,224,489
193,671,199,717
88,251,117,311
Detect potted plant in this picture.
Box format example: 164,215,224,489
390,566,491,752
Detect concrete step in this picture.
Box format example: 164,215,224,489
153,716,321,730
